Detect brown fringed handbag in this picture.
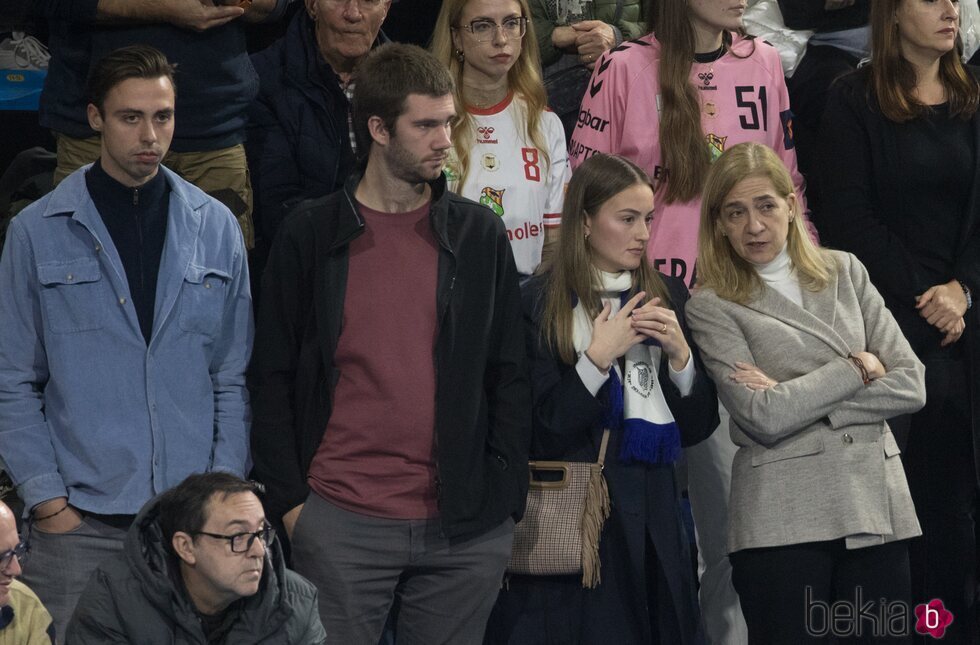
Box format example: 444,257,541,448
507,429,611,588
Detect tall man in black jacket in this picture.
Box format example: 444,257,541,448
248,43,531,644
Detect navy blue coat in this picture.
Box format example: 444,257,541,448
486,274,717,645
246,11,385,252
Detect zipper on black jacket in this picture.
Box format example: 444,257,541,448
432,230,456,535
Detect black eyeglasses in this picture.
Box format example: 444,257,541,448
455,16,527,43
192,524,275,554
0,541,28,570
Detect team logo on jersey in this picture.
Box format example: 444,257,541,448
780,109,797,150
703,101,718,118
481,153,500,172
697,71,717,91
706,133,728,161
476,126,498,144
480,186,506,217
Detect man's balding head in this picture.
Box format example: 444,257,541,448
0,500,23,606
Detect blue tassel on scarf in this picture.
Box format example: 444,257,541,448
602,366,681,465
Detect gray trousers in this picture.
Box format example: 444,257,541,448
21,514,128,642
686,403,748,644
292,493,514,645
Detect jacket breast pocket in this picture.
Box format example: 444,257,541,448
37,259,105,333
179,265,232,337
750,434,825,467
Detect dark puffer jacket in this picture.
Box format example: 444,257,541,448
64,495,326,644
246,9,387,255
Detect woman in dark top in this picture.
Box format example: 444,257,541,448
818,0,980,640
486,153,717,644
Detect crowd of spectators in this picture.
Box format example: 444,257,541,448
0,0,978,643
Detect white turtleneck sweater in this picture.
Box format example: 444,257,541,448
754,245,803,307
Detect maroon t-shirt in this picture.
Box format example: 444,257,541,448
307,200,440,519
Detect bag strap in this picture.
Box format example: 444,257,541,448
596,428,611,467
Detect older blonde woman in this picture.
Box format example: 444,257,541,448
686,142,926,644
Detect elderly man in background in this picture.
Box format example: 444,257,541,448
246,0,390,291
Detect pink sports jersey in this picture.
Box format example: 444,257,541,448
570,32,815,289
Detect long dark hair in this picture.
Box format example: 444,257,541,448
869,0,979,122
647,0,751,204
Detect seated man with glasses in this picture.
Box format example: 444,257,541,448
65,473,326,644
0,500,55,644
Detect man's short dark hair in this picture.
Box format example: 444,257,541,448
87,44,177,115
158,473,261,552
352,43,455,158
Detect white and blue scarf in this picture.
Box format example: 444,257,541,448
572,270,681,464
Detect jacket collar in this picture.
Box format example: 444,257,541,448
41,164,209,220
741,266,850,356
339,167,454,252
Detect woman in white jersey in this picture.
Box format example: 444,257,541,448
432,0,570,277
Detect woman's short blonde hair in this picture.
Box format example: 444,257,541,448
697,142,834,303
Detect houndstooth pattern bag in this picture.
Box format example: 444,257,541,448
508,429,611,588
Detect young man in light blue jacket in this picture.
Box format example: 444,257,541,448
0,44,253,638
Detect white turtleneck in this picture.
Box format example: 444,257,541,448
755,245,803,307
574,269,695,397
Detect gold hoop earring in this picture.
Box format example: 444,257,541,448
455,49,465,63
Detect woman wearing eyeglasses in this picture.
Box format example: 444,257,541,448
432,0,570,278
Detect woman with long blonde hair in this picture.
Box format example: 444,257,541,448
688,142,925,644
486,153,718,644
432,0,570,276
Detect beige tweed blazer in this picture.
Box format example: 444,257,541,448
687,250,926,553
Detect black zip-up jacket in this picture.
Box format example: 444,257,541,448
248,171,531,542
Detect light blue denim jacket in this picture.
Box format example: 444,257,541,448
0,165,253,514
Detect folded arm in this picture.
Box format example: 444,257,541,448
686,293,866,446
